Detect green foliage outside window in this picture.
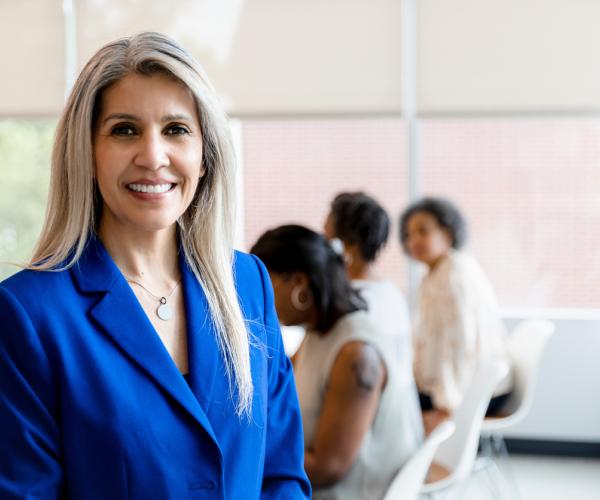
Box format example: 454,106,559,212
0,120,55,280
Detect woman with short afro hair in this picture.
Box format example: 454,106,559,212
399,197,512,433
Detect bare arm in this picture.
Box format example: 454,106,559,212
304,341,386,487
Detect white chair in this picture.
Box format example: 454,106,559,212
383,421,455,500
419,359,510,498
482,319,556,436
478,320,556,498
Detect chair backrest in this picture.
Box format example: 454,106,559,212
434,360,510,481
502,319,555,418
383,421,455,500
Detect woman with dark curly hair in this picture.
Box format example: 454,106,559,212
399,197,512,433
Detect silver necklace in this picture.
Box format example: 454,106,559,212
126,276,181,321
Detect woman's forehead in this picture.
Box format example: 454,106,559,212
98,72,197,119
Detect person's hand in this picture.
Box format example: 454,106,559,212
422,409,450,436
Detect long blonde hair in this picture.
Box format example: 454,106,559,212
31,32,253,416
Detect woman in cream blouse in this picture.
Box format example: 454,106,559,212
399,197,512,432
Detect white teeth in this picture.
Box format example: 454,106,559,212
128,183,173,193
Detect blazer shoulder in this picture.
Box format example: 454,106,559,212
1,267,73,301
233,250,267,286
233,250,270,320
0,267,74,321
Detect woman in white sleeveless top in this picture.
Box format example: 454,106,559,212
252,225,423,500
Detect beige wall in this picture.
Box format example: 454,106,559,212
0,1,65,115
417,0,600,113
3,0,600,115
77,0,403,115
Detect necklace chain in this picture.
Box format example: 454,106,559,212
125,275,181,321
125,276,181,302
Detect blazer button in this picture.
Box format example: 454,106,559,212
189,479,216,490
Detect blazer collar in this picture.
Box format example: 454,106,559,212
71,236,223,458
71,235,121,293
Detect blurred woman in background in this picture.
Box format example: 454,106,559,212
400,197,512,433
252,225,423,500
324,191,411,356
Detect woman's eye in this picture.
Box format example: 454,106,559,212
110,125,137,136
165,125,190,136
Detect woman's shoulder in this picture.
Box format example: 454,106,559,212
0,267,74,326
446,251,491,285
355,279,407,304
1,267,72,302
233,250,267,291
332,308,381,339
233,250,271,320
447,250,479,268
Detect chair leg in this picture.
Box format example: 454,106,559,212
481,434,494,458
485,434,521,500
492,433,509,458
472,433,523,499
491,435,522,500
486,457,513,499
474,434,494,474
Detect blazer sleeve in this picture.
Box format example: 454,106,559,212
0,285,64,499
250,256,311,500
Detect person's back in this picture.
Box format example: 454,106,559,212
252,224,423,500
295,302,423,500
353,279,410,342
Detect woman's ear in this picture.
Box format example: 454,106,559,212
290,271,310,288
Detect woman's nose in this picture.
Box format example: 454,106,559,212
133,131,169,170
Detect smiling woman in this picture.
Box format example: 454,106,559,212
0,32,310,499
94,73,205,236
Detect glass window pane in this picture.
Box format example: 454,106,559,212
421,117,600,310
0,120,54,279
242,118,409,288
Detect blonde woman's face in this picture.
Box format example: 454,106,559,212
94,72,204,234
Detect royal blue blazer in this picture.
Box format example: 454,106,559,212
0,237,311,499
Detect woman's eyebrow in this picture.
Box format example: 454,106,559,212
162,113,195,122
102,113,139,125
102,113,195,124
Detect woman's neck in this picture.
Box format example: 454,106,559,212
427,251,451,273
98,217,180,287
347,259,375,281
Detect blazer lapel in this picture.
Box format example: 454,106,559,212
179,252,220,414
71,237,221,448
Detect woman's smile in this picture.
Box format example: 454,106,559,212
93,72,204,235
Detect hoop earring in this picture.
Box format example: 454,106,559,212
291,285,313,311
